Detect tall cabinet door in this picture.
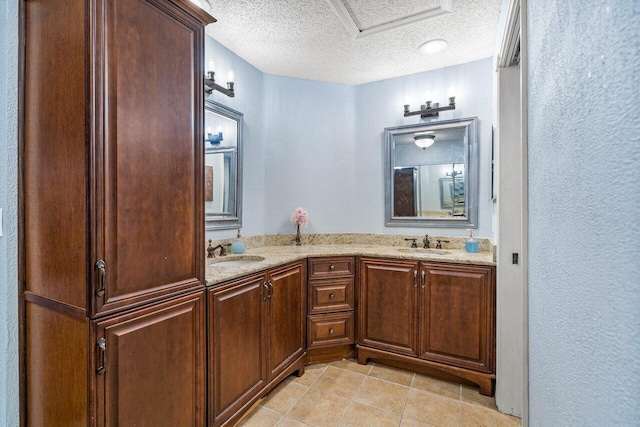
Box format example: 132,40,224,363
267,262,306,381
92,0,205,316
419,264,495,373
358,258,419,356
208,275,267,426
93,291,206,426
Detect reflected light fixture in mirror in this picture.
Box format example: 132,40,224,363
414,133,436,150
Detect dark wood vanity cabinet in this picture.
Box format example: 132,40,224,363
207,262,306,426
22,0,214,425
306,257,356,363
357,258,496,395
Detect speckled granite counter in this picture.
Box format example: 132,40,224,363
205,240,495,286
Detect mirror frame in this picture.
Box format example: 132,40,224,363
204,100,243,230
384,117,479,228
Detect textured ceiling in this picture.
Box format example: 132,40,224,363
203,0,502,85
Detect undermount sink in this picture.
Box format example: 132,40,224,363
210,256,265,266
396,248,452,255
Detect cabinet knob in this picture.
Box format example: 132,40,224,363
329,328,334,334
329,293,335,299
329,264,335,271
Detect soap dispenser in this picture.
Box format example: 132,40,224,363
465,229,479,253
231,229,245,254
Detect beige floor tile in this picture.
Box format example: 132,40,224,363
262,381,309,414
369,364,415,386
338,401,401,427
400,418,436,426
277,415,311,426
403,388,462,427
291,363,329,387
412,374,461,400
461,403,521,427
238,406,282,427
353,376,410,414
311,366,367,399
330,358,373,375
461,385,498,410
287,389,350,427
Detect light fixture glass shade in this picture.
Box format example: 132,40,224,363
414,134,436,149
419,39,448,55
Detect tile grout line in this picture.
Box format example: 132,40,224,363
335,365,371,427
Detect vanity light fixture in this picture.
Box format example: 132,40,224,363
206,125,223,145
414,132,436,150
404,96,456,118
205,61,235,97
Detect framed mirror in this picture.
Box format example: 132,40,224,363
204,100,243,230
384,117,478,228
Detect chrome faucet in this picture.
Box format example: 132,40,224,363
423,234,430,249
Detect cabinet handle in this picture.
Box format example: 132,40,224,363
95,260,106,297
96,338,106,375
329,264,335,271
421,271,426,288
329,293,335,299
267,280,273,300
329,328,334,334
263,282,269,301
413,270,418,287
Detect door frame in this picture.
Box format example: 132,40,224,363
495,0,528,423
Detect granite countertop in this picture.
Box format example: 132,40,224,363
205,243,495,286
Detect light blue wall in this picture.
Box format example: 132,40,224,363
204,36,266,240
263,75,357,234
0,0,21,425
354,58,494,237
528,1,640,425
207,36,494,238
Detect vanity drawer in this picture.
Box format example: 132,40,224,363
308,257,355,279
307,312,354,348
308,278,354,314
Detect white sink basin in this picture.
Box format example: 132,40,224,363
210,256,265,266
396,248,451,255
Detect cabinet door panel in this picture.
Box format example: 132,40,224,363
267,262,306,380
359,258,419,356
94,292,205,426
419,264,495,373
208,275,267,425
94,0,204,315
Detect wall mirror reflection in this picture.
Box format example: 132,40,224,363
205,100,243,230
384,117,478,228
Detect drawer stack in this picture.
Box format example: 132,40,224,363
306,257,356,363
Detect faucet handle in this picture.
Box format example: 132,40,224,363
207,240,216,258
404,238,418,248
435,239,450,249
220,243,232,256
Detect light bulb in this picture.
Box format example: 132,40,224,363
206,126,212,135
217,125,222,134
208,60,215,73
425,91,432,101
448,86,456,97
404,95,411,105
227,70,235,83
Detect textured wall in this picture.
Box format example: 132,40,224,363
528,1,640,425
204,36,266,241
354,58,494,237
0,0,21,425
263,75,357,234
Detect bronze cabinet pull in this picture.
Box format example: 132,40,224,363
95,260,106,297
96,338,106,375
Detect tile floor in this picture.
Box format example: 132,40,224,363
238,359,521,427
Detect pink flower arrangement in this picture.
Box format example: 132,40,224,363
290,207,308,228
